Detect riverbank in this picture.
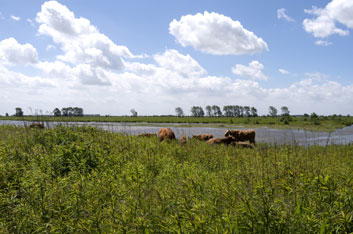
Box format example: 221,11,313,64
1,115,352,132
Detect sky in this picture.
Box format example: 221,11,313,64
0,0,353,116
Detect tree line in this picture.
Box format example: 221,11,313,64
176,105,291,117
12,107,84,117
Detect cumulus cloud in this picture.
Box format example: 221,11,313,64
11,15,20,21
27,18,35,27
46,44,56,51
277,8,295,22
279,69,290,75
303,0,353,38
36,0,134,70
154,49,206,78
232,61,268,80
315,40,332,46
169,11,268,55
0,37,39,65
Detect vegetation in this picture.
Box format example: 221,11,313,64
0,125,353,233
1,115,353,132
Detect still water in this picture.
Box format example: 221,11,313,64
1,120,353,146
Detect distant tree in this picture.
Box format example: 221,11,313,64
205,105,212,117
5,113,9,117
53,108,61,116
268,106,277,117
190,106,204,117
15,107,23,117
239,106,244,117
212,105,222,117
175,107,184,117
281,106,290,116
310,112,320,125
61,107,68,116
73,107,83,116
250,107,258,117
223,105,233,117
244,106,251,117
130,109,138,117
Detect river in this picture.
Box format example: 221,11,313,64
1,120,353,146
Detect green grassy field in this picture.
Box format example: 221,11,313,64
0,125,353,233
1,115,353,132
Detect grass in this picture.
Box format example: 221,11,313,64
1,115,353,132
1,125,353,233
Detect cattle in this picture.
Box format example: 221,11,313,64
138,133,157,137
207,136,235,145
192,134,213,141
180,135,187,144
224,129,256,145
231,141,255,149
29,122,44,129
158,128,176,142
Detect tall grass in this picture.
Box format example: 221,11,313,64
0,125,353,233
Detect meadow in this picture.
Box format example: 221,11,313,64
1,125,353,233
1,114,353,132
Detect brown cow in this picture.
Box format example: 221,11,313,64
158,128,176,142
231,141,255,149
207,136,235,145
224,129,256,145
29,122,44,129
192,134,213,141
138,133,157,137
180,135,187,144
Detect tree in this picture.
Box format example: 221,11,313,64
73,107,83,116
239,106,244,117
281,106,290,116
212,105,222,117
205,105,212,117
175,107,184,117
15,107,23,117
190,106,204,117
244,106,251,117
130,109,138,117
223,105,233,117
61,107,68,116
268,106,277,117
53,108,61,116
250,107,258,117
5,113,8,117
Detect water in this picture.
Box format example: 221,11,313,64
1,120,353,146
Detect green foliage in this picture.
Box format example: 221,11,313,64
1,125,353,232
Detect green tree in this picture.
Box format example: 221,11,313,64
130,109,138,117
212,105,222,117
15,107,23,117
53,108,61,116
205,105,212,117
244,106,251,117
268,106,277,117
281,106,290,116
175,107,184,117
250,107,258,117
190,106,204,117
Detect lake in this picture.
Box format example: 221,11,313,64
1,120,353,146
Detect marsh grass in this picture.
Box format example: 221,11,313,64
0,125,353,233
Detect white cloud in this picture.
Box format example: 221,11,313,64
169,11,268,55
154,49,206,78
27,18,35,27
315,40,332,46
278,69,290,75
0,37,39,65
277,8,295,22
303,0,353,38
46,44,56,51
232,61,268,80
11,15,20,21
36,0,134,70
73,64,111,86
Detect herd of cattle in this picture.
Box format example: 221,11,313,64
139,128,256,149
28,123,255,149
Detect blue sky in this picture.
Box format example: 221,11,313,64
0,0,352,115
